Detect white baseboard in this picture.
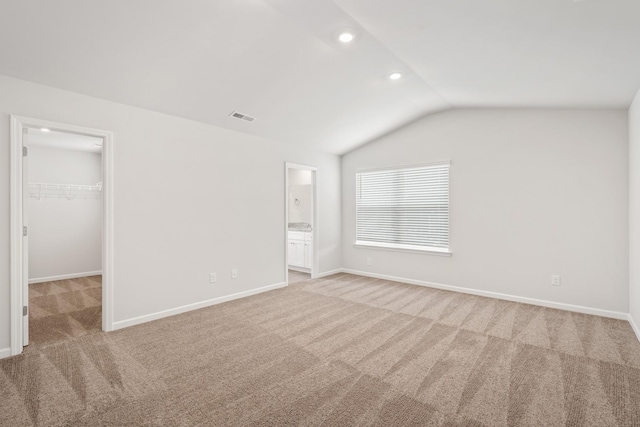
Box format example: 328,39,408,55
315,268,345,279
341,269,629,320
112,281,286,331
0,347,11,360
629,314,640,343
29,271,102,284
288,266,311,274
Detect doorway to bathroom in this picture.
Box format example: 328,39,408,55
285,163,317,285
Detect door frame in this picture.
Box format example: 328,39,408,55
285,163,318,285
9,115,115,356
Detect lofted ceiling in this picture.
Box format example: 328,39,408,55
0,1,638,155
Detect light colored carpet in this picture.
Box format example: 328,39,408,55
27,276,102,349
1,273,639,426
288,270,311,284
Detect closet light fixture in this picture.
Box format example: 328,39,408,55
40,128,50,132
388,72,403,80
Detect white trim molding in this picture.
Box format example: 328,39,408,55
629,314,640,343
0,347,11,360
10,115,115,357
288,266,311,274
28,271,102,284
315,268,345,279
112,282,286,331
9,116,22,356
341,269,629,320
354,243,452,257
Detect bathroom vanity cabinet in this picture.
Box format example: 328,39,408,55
288,231,312,269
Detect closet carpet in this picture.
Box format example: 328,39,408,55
1,273,639,426
27,276,102,349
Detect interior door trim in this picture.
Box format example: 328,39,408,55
9,115,115,356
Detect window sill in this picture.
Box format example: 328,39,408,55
354,242,452,256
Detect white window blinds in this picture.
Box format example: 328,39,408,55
356,162,450,252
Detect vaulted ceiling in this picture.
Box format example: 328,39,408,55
1,0,638,154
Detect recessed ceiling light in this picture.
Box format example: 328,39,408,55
388,72,403,80
40,128,50,132
338,32,355,43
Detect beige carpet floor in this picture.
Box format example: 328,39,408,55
1,273,639,426
27,276,102,349
288,270,311,285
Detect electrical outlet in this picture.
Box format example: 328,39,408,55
210,273,217,283
232,269,238,279
366,257,372,266
551,275,561,286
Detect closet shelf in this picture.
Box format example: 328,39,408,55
28,182,102,200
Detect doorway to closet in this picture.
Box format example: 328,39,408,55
25,128,104,348
285,163,317,285
10,116,114,357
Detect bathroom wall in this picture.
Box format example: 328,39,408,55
289,185,312,225
289,169,312,186
289,169,313,226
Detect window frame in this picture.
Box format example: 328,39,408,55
354,161,452,256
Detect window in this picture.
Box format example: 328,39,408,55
355,162,450,253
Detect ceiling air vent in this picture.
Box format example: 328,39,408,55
229,111,255,122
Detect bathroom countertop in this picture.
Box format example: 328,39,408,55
288,222,312,232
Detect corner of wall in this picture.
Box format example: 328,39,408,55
629,88,640,339
629,313,640,343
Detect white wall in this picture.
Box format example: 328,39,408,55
289,185,312,225
342,109,629,314
28,146,102,281
0,75,342,353
289,169,313,225
630,90,640,333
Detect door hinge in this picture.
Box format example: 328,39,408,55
23,146,27,156
23,306,28,316
23,226,27,237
